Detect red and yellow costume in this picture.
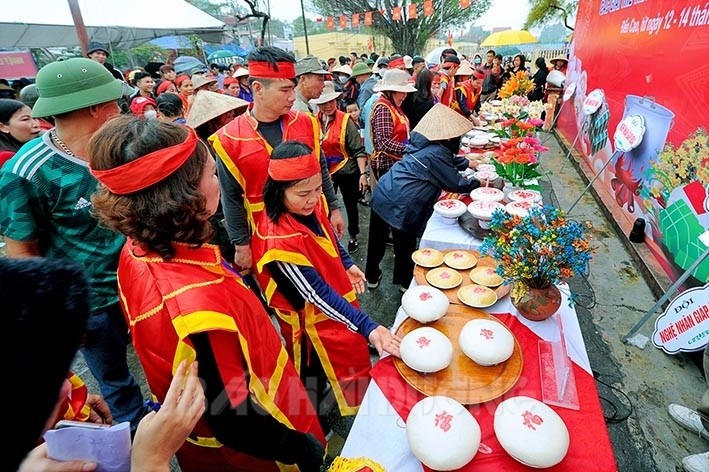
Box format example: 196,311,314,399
452,80,480,116
251,200,372,415
117,241,323,471
370,96,409,164
319,110,352,175
439,73,455,107
209,111,321,233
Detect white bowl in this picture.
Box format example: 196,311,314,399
407,396,480,471
477,163,496,173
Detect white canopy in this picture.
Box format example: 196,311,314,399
1,0,226,49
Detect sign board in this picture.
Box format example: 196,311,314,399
563,82,576,102
0,51,38,80
613,114,646,152
653,284,709,354
582,89,604,115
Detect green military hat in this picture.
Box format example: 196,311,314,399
32,57,124,118
351,62,372,77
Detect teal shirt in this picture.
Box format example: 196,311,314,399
0,133,125,314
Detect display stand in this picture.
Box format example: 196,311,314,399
539,311,580,410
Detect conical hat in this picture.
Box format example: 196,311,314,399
412,103,474,141
187,91,249,128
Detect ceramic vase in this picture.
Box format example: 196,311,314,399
510,282,561,322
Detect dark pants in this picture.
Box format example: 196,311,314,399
365,210,418,287
80,304,149,430
332,170,360,240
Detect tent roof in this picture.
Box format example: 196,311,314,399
1,0,225,49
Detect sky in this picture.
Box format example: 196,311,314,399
265,0,532,31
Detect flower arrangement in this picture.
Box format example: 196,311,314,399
492,137,548,189
498,71,535,98
480,205,593,290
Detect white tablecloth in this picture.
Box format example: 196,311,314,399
341,212,591,471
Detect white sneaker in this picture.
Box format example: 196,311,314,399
669,404,709,440
682,452,709,472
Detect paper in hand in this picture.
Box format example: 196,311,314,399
44,421,131,472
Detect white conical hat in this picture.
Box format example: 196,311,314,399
412,103,474,141
187,91,249,128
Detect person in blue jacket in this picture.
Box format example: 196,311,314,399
364,103,481,292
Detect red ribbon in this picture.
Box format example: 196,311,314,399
91,127,199,195
248,60,296,79
268,153,320,181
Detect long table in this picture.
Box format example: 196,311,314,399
340,211,617,471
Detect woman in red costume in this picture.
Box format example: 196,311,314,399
251,140,401,436
89,116,326,472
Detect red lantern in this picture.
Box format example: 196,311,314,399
326,17,334,29
392,6,402,20
352,13,360,27
408,3,417,19
364,11,373,25
423,0,434,16
339,15,347,28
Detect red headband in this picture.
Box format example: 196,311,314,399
268,153,320,181
473,70,485,80
389,57,405,68
248,60,296,79
174,75,190,86
90,127,199,195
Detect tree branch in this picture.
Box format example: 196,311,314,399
549,4,575,30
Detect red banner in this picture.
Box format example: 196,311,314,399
392,6,402,20
0,51,38,80
556,0,709,285
352,13,360,27
423,0,434,16
408,3,418,19
326,16,334,29
339,15,347,28
460,0,471,8
364,11,373,26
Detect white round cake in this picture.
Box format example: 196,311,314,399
400,327,453,373
473,170,499,184
458,319,514,366
406,396,481,471
507,189,542,204
477,163,496,173
505,200,539,218
434,199,467,224
467,200,504,229
470,186,504,203
494,396,570,468
401,285,450,324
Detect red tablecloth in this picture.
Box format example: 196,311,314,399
371,313,618,472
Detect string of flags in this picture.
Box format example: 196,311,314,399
316,0,473,29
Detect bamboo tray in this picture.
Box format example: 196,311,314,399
393,304,523,404
413,249,511,305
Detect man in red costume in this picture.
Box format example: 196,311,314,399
438,54,460,108
209,46,345,272
89,116,325,472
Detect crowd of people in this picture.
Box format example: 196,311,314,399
1,40,570,470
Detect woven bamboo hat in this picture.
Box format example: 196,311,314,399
412,103,474,141
191,73,217,90
187,90,249,128
455,61,476,76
